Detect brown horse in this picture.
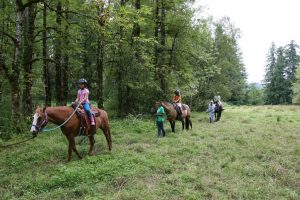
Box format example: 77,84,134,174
30,106,112,161
151,101,192,133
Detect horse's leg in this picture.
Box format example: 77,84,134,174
185,118,189,130
189,119,192,129
88,135,95,156
181,119,185,131
101,126,112,151
169,121,174,133
173,121,176,133
70,137,82,160
67,138,73,162
218,111,222,121
171,121,175,133
107,126,112,151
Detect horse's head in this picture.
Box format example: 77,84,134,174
30,107,48,137
151,101,162,115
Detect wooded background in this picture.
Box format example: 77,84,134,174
0,0,299,137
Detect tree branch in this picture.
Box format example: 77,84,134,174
23,0,43,9
33,26,56,39
24,57,58,66
0,30,17,45
17,0,43,11
34,36,54,44
44,2,72,25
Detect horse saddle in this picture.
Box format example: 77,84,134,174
172,103,187,111
172,103,187,120
71,104,100,135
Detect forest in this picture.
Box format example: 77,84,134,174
0,0,299,138
0,0,247,136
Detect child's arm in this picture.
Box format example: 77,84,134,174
75,93,79,103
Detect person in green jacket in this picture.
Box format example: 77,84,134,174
156,105,166,137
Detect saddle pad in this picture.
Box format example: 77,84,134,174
75,108,100,118
91,109,100,117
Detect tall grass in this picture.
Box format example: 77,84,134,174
0,106,299,199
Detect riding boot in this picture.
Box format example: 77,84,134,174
90,116,95,126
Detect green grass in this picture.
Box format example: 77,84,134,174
0,106,299,199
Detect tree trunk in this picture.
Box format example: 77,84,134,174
54,1,62,106
62,7,69,106
168,30,179,69
154,0,159,70
43,2,51,106
132,0,141,62
22,4,36,116
159,0,166,93
117,0,126,115
160,0,166,47
0,77,2,103
96,6,105,109
154,0,167,95
97,34,104,109
0,1,4,103
132,0,141,38
11,2,23,121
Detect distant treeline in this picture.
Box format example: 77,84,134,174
263,41,300,104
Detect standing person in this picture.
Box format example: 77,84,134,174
173,89,182,117
75,78,95,126
207,100,216,123
156,104,166,137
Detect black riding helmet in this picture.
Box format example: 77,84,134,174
78,78,87,85
175,89,180,96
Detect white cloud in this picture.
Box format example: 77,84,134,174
195,0,300,83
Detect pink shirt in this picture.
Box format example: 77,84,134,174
77,88,90,103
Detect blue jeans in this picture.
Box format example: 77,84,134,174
83,102,92,118
156,121,166,137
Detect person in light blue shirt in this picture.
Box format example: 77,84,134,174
156,105,166,137
207,101,216,123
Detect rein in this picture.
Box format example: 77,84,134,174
0,136,35,148
1,104,81,148
42,103,81,132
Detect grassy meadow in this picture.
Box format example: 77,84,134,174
0,106,299,199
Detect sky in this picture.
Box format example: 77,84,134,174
194,0,300,83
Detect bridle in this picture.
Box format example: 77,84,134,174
32,112,48,132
